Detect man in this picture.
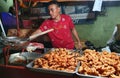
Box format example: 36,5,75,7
30,1,82,49
0,6,17,34
0,6,22,35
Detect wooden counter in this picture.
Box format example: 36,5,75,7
1,46,75,78
0,64,74,78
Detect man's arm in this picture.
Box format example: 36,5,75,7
72,27,82,49
31,29,42,36
29,28,54,40
29,29,42,40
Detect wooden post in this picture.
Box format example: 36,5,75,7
14,0,20,36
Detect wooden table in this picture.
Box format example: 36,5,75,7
1,46,76,78
0,64,75,78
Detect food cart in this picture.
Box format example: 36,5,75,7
1,0,120,78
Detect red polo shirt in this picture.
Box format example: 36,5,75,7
39,14,75,49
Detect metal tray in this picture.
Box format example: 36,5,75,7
26,61,78,76
26,48,81,76
76,62,107,78
76,73,104,78
75,52,113,78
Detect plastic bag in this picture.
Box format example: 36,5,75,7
108,41,120,53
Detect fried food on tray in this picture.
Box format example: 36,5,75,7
77,49,120,78
33,48,80,72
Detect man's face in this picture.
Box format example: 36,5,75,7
48,4,60,19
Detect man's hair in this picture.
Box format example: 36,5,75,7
48,1,60,7
9,6,15,15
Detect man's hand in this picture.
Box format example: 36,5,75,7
75,42,82,49
77,42,82,49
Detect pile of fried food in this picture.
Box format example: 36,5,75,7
33,48,80,72
32,48,120,77
77,49,120,78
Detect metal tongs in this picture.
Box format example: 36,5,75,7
75,48,83,55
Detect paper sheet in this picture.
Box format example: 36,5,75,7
92,0,103,12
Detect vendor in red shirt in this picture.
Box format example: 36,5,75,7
31,1,82,49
